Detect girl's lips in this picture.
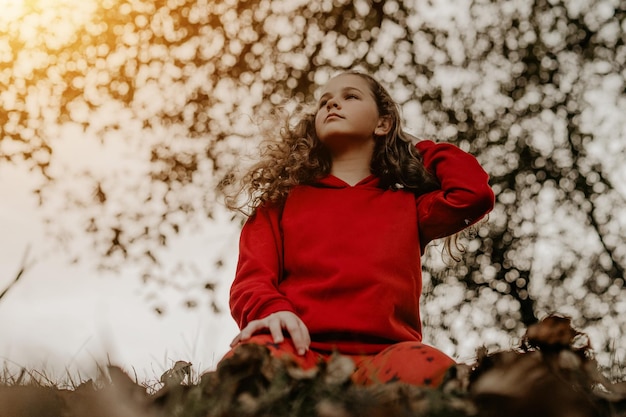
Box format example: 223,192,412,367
326,113,343,121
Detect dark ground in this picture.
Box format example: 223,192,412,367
1,316,625,417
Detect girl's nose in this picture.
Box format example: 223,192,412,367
326,98,339,109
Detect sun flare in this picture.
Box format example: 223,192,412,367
0,0,97,19
1,0,99,45
0,0,27,22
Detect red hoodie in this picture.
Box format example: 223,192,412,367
230,140,494,354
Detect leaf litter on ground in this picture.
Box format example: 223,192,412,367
0,314,625,417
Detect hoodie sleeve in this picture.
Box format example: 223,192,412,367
229,203,297,329
415,140,495,251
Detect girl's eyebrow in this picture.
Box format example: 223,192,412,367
318,87,364,101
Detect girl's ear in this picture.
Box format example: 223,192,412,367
374,116,392,136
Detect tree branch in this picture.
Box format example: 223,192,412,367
0,246,34,303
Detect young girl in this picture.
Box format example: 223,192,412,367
221,71,494,387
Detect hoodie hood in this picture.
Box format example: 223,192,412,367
313,174,380,189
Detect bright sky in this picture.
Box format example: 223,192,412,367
0,155,240,383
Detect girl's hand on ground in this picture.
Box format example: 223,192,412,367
230,311,311,355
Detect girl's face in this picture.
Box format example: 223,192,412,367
314,74,389,148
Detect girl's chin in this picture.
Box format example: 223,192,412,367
318,134,374,144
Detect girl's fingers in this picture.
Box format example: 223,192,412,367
229,312,311,355
284,318,310,355
230,320,262,346
300,320,311,346
268,318,284,344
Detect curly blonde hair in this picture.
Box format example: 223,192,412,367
221,71,439,214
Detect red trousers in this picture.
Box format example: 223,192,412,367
223,335,454,387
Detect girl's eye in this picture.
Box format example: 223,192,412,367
345,94,358,99
319,100,328,108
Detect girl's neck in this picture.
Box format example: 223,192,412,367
329,143,374,186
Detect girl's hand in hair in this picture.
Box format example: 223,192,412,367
230,311,311,355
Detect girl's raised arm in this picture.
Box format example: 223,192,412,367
415,140,495,250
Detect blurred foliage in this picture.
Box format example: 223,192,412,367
1,0,625,364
